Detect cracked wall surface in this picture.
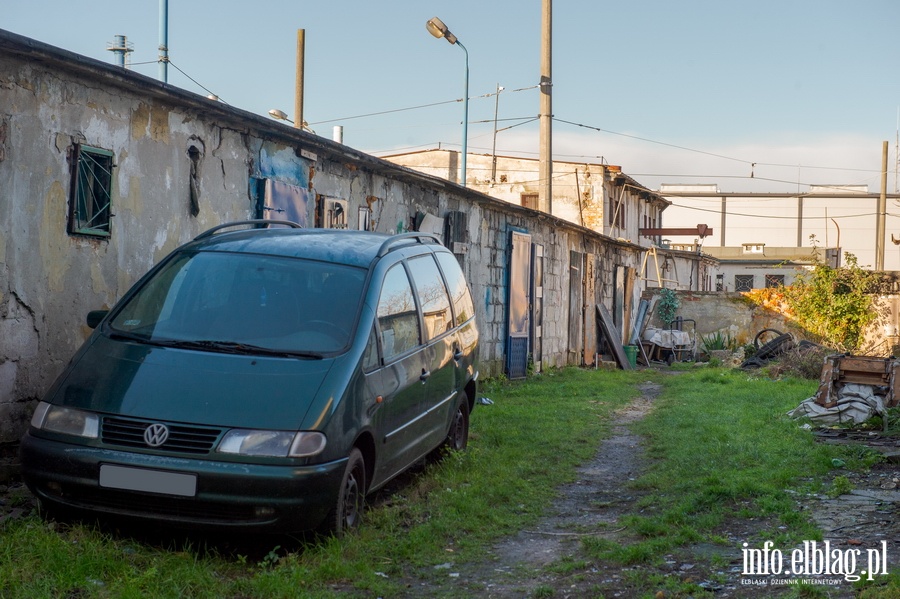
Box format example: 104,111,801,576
1,32,654,445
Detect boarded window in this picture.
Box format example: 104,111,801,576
69,144,113,237
520,193,538,210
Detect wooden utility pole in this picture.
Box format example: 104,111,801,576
877,140,888,270
538,0,552,214
294,30,305,130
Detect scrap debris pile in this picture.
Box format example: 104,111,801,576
790,354,900,425
740,328,821,369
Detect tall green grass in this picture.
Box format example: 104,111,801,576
582,368,840,566
0,368,641,598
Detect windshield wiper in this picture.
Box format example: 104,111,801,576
161,339,323,359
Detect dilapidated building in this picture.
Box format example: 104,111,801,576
0,28,707,443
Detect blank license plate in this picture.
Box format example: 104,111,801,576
99,464,197,497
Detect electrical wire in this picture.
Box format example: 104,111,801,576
167,60,228,104
310,85,539,127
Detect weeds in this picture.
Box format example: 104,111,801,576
828,475,854,498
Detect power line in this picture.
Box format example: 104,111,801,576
310,85,539,127
168,60,227,104
551,117,888,176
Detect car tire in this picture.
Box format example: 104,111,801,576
427,393,470,463
445,393,470,452
320,448,366,537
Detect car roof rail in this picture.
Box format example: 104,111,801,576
193,220,302,241
376,232,442,258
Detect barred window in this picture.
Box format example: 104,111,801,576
69,144,113,238
765,274,785,288
734,275,754,292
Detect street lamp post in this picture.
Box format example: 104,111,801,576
426,17,468,187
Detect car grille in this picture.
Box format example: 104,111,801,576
102,417,222,454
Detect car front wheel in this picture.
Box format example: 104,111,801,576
320,448,366,536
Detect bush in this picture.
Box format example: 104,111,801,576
775,344,830,380
780,247,879,352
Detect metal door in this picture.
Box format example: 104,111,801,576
506,231,531,379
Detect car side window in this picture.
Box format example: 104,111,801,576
377,264,421,360
435,252,476,326
407,255,453,342
362,325,380,371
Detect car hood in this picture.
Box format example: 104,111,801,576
50,335,337,430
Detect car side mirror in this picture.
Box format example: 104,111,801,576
86,310,109,329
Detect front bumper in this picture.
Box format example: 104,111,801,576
19,431,346,533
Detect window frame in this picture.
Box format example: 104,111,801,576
69,144,114,238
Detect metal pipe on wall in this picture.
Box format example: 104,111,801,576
158,0,168,82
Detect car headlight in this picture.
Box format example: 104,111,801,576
31,401,99,439
217,430,326,458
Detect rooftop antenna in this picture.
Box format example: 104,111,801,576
106,34,133,68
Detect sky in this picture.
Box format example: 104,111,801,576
5,0,900,197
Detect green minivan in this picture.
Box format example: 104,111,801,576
20,221,479,535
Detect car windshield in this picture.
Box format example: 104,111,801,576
108,251,366,355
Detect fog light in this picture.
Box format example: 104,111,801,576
254,506,275,518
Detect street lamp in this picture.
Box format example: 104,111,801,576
426,16,468,187
268,109,293,124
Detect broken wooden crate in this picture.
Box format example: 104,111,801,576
815,354,900,409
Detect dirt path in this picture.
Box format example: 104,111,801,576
407,379,899,599
470,381,659,597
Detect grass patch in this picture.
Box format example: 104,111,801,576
4,366,894,597
581,368,858,567
0,367,642,598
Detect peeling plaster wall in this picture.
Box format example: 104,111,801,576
0,33,671,444
0,52,252,442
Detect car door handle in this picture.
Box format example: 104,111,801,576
419,369,431,382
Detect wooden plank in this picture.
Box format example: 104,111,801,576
836,357,890,374
597,303,632,370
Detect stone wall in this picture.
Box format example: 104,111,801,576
644,289,900,356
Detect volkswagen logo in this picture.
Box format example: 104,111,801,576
144,423,170,447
